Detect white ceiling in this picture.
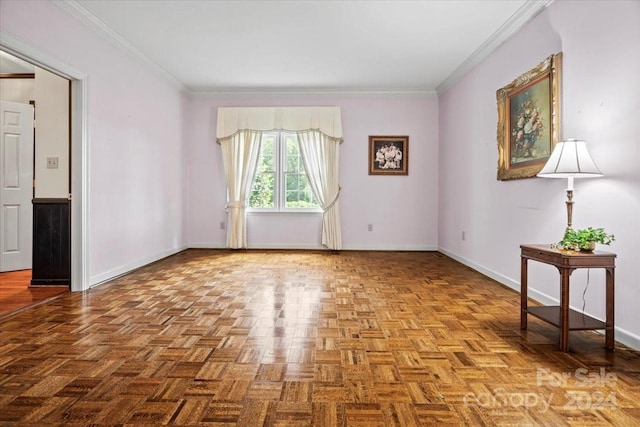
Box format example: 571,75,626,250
62,0,550,93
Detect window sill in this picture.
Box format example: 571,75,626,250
247,210,322,216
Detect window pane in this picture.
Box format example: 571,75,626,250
249,132,319,210
259,136,275,171
285,173,318,208
285,135,298,149
249,136,275,208
285,137,300,172
287,154,298,171
285,172,300,191
258,153,274,172
249,172,275,208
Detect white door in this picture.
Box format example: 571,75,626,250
0,101,34,272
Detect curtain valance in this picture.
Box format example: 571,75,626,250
216,107,343,141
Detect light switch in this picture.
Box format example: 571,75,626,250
47,157,59,169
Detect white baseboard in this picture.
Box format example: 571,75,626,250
188,243,227,249
611,327,640,351
248,243,325,250
188,243,324,250
438,247,522,290
187,243,438,251
438,247,640,351
343,244,438,251
89,244,188,287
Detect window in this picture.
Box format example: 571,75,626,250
249,131,320,211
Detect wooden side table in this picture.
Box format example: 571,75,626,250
520,244,616,352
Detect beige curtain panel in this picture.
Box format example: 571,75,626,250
219,130,262,249
297,130,342,250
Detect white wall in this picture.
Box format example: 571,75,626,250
34,67,69,198
438,0,640,348
0,0,187,286
0,78,33,103
185,94,439,250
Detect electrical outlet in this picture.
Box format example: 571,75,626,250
46,157,59,169
462,231,466,241
220,221,226,230
367,224,373,232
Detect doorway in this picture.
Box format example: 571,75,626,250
0,49,74,314
1,33,89,296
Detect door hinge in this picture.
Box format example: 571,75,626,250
68,193,72,201
32,179,36,188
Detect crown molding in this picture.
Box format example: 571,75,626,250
53,0,187,93
187,87,438,98
437,0,554,95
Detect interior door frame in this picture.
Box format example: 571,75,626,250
1,33,89,292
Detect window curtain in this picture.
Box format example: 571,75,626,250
297,130,342,250
219,130,262,249
216,107,343,250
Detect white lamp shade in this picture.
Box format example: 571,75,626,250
537,139,603,178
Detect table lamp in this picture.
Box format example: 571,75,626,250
537,139,602,232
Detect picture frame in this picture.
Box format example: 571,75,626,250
368,135,409,175
497,52,562,180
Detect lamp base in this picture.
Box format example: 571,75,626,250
565,189,574,233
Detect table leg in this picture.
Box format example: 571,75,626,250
606,267,615,351
560,268,570,352
521,257,528,330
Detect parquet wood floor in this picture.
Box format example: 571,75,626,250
0,250,639,426
0,270,68,319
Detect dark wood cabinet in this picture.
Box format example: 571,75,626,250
31,199,70,286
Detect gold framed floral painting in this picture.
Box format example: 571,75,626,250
497,52,562,180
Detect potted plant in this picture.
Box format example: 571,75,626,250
557,227,615,252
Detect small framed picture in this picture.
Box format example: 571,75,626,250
368,135,409,175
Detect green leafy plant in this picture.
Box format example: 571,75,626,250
557,227,615,251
